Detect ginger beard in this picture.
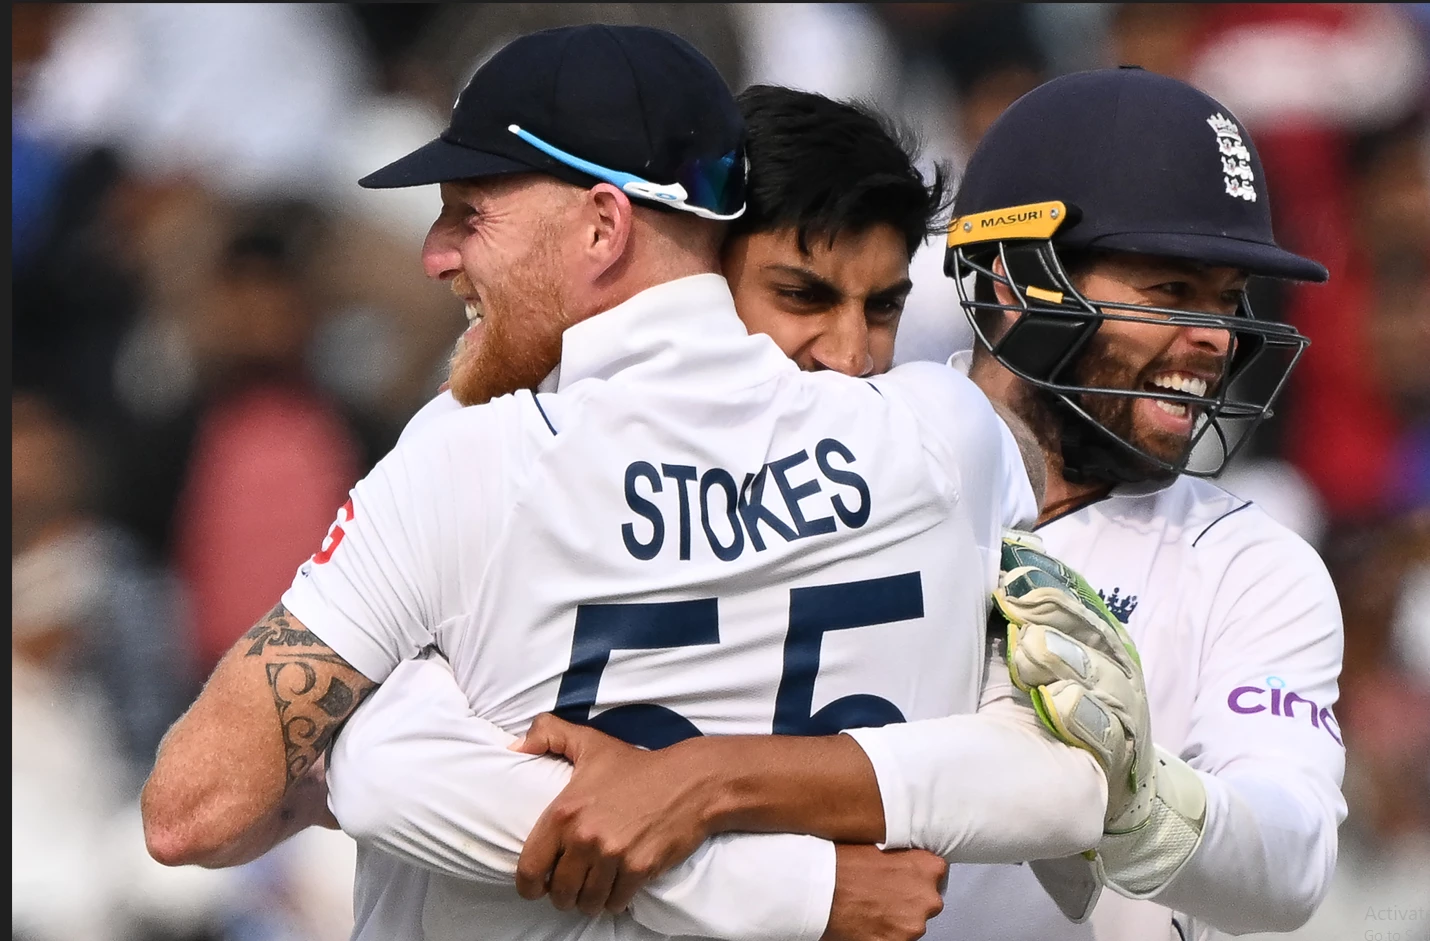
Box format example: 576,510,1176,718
447,216,569,407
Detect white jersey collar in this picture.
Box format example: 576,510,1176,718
555,273,791,392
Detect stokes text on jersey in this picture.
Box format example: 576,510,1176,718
621,438,871,562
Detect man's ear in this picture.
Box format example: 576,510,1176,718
989,255,1019,309
583,183,634,279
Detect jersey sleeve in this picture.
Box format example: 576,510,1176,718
396,390,462,446
1153,515,1347,933
280,424,458,682
328,653,836,941
842,640,1106,862
876,361,1038,531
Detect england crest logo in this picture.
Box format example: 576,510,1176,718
1207,113,1257,203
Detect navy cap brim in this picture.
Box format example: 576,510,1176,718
359,136,537,189
1085,231,1329,283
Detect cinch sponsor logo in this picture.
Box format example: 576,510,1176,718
980,209,1042,227
1227,676,1342,745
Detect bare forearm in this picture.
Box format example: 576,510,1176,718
142,650,291,865
141,604,373,867
682,734,886,844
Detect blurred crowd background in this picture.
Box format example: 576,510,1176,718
11,4,1430,940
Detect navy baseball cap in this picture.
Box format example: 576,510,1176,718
359,24,747,220
953,66,1328,282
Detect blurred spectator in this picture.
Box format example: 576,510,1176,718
1397,556,1430,685
1274,110,1430,522
18,3,371,200
873,3,1047,155
13,4,145,436
11,392,350,941
1107,3,1207,80
1326,514,1430,842
1357,115,1430,514
401,3,748,99
11,391,217,941
12,390,192,777
1191,3,1427,131
13,3,69,266
18,2,466,442
165,201,365,676
734,3,906,104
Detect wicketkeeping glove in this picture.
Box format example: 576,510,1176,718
994,531,1207,907
996,532,1152,827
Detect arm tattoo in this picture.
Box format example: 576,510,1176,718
244,603,376,784
243,603,326,656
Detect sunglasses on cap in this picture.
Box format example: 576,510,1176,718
508,125,747,221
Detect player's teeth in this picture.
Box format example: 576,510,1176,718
465,301,484,323
1150,374,1207,397
1155,400,1188,417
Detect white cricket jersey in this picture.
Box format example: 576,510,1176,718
930,353,1348,941
289,275,1047,941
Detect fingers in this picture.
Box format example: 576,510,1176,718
1032,680,1137,791
512,713,635,761
996,580,1127,663
516,819,650,916
531,841,660,916
1008,622,1091,689
1009,623,1137,703
546,840,644,915
1041,681,1118,755
912,849,949,916
515,805,564,900
511,713,578,756
606,853,660,914
575,856,620,916
933,859,950,897
547,844,594,912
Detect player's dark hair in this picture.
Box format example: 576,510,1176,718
729,84,952,258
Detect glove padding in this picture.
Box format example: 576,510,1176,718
1028,853,1102,924
995,533,1153,831
995,532,1208,902
1097,745,1207,897
1028,747,1208,905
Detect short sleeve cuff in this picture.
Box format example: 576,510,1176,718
281,578,397,683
